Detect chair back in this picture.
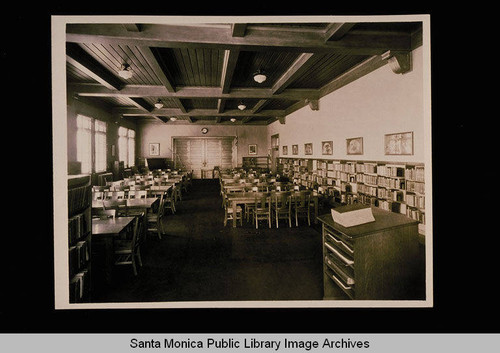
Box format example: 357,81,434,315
273,191,291,210
254,192,270,210
293,190,311,208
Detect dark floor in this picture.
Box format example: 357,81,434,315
92,179,425,303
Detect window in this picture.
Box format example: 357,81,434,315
76,114,107,174
76,115,92,174
118,127,136,168
94,120,107,172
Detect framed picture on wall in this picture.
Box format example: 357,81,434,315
346,137,363,155
384,131,413,155
292,144,298,155
322,141,333,155
248,144,257,155
304,143,313,155
282,146,288,155
149,143,160,156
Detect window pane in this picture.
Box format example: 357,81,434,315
95,131,107,172
76,127,92,174
128,135,135,167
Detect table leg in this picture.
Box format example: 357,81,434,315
232,200,237,228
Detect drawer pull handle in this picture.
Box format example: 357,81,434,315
324,243,354,266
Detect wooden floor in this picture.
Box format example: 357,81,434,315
92,179,425,304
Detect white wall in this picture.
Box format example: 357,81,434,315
268,46,427,164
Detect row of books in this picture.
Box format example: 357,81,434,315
68,213,91,245
68,213,90,245
405,166,425,182
406,180,425,194
69,269,90,303
68,185,92,216
69,239,90,278
406,194,425,209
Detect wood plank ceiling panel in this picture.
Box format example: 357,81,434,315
232,51,301,88
66,62,97,83
288,53,369,89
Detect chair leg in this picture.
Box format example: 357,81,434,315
132,257,137,276
136,250,143,267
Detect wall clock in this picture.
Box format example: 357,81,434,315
201,128,208,134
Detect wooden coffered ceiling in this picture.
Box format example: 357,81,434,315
66,20,422,125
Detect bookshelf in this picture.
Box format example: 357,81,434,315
68,174,92,303
278,157,426,235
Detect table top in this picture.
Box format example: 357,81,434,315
92,216,135,235
92,197,158,209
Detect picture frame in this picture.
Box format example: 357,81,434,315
248,144,257,155
292,144,298,155
149,143,160,156
321,141,333,155
282,145,288,155
384,131,413,155
304,143,313,155
346,137,363,155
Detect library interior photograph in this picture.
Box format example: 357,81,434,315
52,15,432,309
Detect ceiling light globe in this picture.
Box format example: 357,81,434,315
253,73,267,83
118,64,133,79
230,118,236,122
237,104,246,111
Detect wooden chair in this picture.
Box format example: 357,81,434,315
272,191,292,228
114,213,145,276
223,193,243,226
291,190,312,226
163,187,176,214
253,192,271,229
146,192,165,240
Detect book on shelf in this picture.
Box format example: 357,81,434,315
331,204,375,227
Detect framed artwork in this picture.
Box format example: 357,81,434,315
282,145,288,155
322,141,333,155
248,144,257,155
384,131,413,155
292,144,298,155
304,143,313,155
149,143,160,156
346,137,363,155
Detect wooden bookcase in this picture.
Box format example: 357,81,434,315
277,157,426,236
318,207,421,300
68,174,92,303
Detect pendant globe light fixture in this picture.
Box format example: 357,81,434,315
118,63,133,79
237,101,246,110
253,69,267,84
154,99,164,109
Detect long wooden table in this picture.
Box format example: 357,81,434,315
92,216,136,284
226,191,319,228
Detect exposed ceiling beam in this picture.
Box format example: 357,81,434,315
215,117,221,124
324,23,355,41
242,117,253,123
114,107,285,118
231,24,247,37
252,100,268,113
66,23,414,55
123,24,142,32
217,99,226,113
69,84,319,100
129,97,153,112
138,46,176,92
272,53,316,94
220,50,240,94
66,43,123,91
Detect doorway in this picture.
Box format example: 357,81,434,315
173,137,235,179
